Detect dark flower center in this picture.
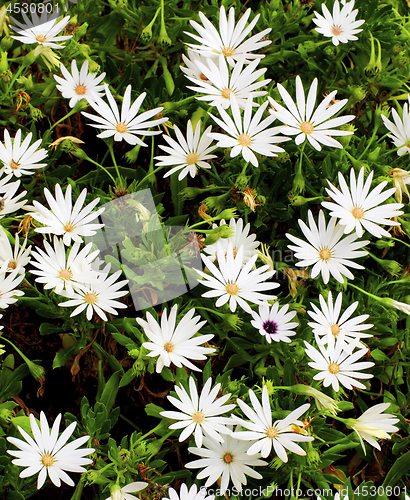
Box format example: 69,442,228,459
263,321,278,334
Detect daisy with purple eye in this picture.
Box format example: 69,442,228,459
251,302,298,343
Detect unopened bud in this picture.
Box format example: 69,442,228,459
349,86,367,104
374,239,395,249
0,51,8,72
393,55,409,68
0,36,13,51
204,225,234,246
1,69,11,82
323,45,336,58
276,151,290,163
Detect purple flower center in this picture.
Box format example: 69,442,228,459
263,321,278,335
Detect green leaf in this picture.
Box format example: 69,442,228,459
381,451,410,489
145,403,165,418
99,370,121,413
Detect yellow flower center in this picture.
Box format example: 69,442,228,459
221,88,234,100
330,324,341,336
192,411,205,423
319,248,332,261
75,84,87,95
266,426,278,439
59,269,72,281
352,207,365,219
186,152,199,165
331,25,343,36
237,134,252,147
222,47,234,57
223,453,233,463
36,34,46,43
10,160,19,170
64,222,75,233
164,342,174,353
84,292,97,304
300,121,314,134
328,362,340,374
41,454,54,467
226,283,239,295
116,122,128,133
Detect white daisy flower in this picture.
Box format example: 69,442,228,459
10,10,72,49
30,236,100,295
250,302,298,344
268,76,355,151
322,167,404,238
0,129,48,178
58,264,129,321
31,184,105,246
203,217,259,265
304,333,374,391
208,95,289,168
160,376,235,447
185,55,270,110
313,0,365,46
184,6,271,66
197,242,279,315
180,49,215,82
381,101,410,156
54,60,106,108
81,84,168,146
105,482,148,500
286,210,370,284
185,430,268,495
136,304,215,374
163,484,214,500
0,228,31,274
6,411,94,489
0,175,28,217
231,387,313,460
0,262,25,308
308,291,373,348
345,403,399,454
155,120,217,180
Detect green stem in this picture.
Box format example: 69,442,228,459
2,63,26,101
85,155,116,183
107,142,121,180
49,107,83,131
135,163,167,189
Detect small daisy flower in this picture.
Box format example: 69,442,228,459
10,10,72,49
30,236,100,295
106,482,148,500
160,376,235,447
308,292,373,348
82,84,168,146
31,184,105,246
185,430,268,495
163,484,215,500
180,49,214,82
58,264,129,321
0,228,31,274
0,261,25,308
251,302,298,343
0,175,28,217
322,167,404,238
137,304,215,374
382,101,410,156
294,385,339,415
286,210,370,284
208,95,289,168
197,242,279,315
203,218,259,266
231,387,313,460
313,0,365,46
7,411,94,489
185,55,270,110
345,403,399,454
184,6,272,66
304,333,374,391
268,76,355,151
0,129,48,178
155,120,217,180
54,60,106,108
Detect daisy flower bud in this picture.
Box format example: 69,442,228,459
289,384,340,415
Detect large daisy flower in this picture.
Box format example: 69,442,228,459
268,76,355,151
